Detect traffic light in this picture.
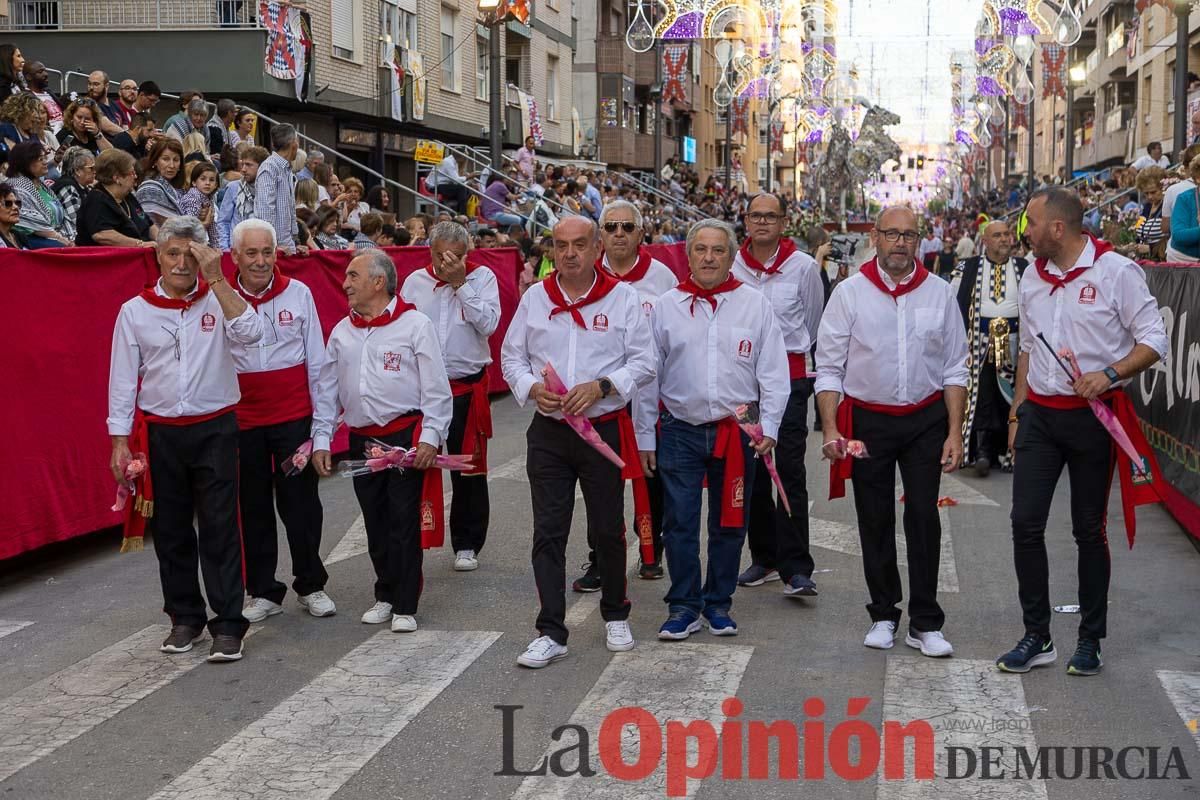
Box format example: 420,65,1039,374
917,155,926,170
907,156,915,169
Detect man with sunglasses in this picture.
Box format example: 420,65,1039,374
227,219,338,624
732,193,826,600
816,206,968,657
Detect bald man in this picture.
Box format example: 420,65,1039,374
949,220,1028,476
86,70,124,136
816,206,969,658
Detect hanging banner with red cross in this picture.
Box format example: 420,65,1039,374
1041,43,1067,100
731,96,750,136
260,1,305,82
1012,99,1029,131
662,44,689,104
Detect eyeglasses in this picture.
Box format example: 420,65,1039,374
877,229,920,243
1,199,20,209
746,213,782,224
602,221,638,233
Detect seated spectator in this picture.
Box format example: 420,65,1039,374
1133,166,1167,260
136,138,185,225
365,185,391,215
114,79,138,127
391,225,411,246
218,143,242,187
179,160,219,247
209,99,237,158
0,181,28,249
312,162,334,204
130,81,162,116
109,112,159,161
312,205,349,250
378,223,397,247
476,227,498,248
424,153,471,213
54,146,96,243
181,130,209,165
295,178,320,212
295,207,314,249
404,215,427,246
0,45,27,98
76,149,156,247
23,61,62,133
8,140,72,248
0,92,48,148
481,173,525,229
164,92,205,140
1168,155,1200,262
353,212,383,249
297,148,323,181
339,176,369,233
57,99,112,156
85,70,124,136
230,107,255,149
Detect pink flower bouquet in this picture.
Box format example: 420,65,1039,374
111,453,147,512
541,362,626,469
338,440,476,478
733,402,791,515
282,439,314,477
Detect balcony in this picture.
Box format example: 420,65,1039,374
596,34,636,78
1104,104,1133,135
0,0,260,30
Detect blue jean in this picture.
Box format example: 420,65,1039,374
657,412,756,615
487,212,526,228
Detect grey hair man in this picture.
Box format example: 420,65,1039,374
321,248,454,633
253,124,304,254
107,215,263,663
298,148,324,181
401,220,501,572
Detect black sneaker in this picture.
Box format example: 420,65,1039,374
571,563,601,593
638,560,664,580
996,633,1057,673
206,634,244,663
1066,638,1102,677
974,456,991,477
160,624,204,654
782,575,818,597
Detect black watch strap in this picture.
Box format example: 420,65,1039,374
599,377,613,397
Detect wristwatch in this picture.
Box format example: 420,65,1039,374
1103,366,1120,385
598,377,613,398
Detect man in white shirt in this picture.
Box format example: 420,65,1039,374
732,193,825,599
954,233,976,260
514,136,537,182
401,222,501,573
501,216,656,668
107,217,264,663
228,220,337,624
318,250,454,634
998,188,1167,677
424,153,471,214
638,220,789,639
916,229,943,265
1130,141,1170,171
816,205,969,658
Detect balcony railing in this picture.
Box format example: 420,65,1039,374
1104,104,1132,134
1106,24,1125,58
1086,49,1100,75
0,1,262,31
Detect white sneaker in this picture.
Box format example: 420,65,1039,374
605,620,635,652
454,549,479,571
391,614,418,632
864,620,897,649
298,591,336,617
243,597,283,623
517,635,569,668
906,629,954,658
360,601,393,624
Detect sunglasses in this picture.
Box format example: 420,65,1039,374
602,221,638,233
2,199,21,209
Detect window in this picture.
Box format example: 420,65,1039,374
506,57,522,86
332,0,361,61
547,56,559,120
441,7,459,92
380,2,417,65
477,35,490,100
758,124,768,146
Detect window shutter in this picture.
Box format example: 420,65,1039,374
332,0,355,53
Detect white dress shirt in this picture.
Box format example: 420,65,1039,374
731,243,824,362
951,257,1021,319
602,252,678,318
229,275,336,443
635,283,790,448
108,279,264,435
815,268,970,404
500,273,656,419
400,264,501,380
1019,238,1168,397
917,236,943,262
320,298,453,449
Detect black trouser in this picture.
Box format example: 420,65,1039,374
447,379,490,554
528,413,630,645
1011,402,1114,641
436,182,470,214
148,412,248,638
238,415,327,605
971,361,1011,461
585,468,664,566
351,428,424,615
850,402,947,632
747,377,814,581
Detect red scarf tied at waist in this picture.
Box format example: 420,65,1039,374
350,413,446,549
592,407,656,564
828,392,944,500
712,418,748,528
450,375,493,476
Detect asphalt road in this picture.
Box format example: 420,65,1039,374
1,395,1198,799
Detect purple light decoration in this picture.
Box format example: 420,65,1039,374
955,130,974,146
975,38,996,57
997,8,1039,36
741,78,769,98
806,130,824,143
661,11,701,39
977,76,1004,96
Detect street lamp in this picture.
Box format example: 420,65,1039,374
1174,0,1192,160
1066,62,1086,179
479,0,506,171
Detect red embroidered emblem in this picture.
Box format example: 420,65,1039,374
733,476,745,508
738,339,753,359
592,313,609,332
383,351,403,372
1078,284,1096,305
277,309,294,326
420,500,435,531
200,313,216,333
641,301,653,317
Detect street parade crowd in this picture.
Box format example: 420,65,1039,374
106,160,1167,678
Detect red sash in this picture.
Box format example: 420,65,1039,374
828,392,944,500
450,375,492,475
593,407,655,564
739,237,797,274
236,364,312,429
350,413,445,549
713,418,748,528
787,352,807,379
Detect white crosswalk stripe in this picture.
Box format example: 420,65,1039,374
877,658,1047,799
0,620,33,640
1157,670,1200,749
511,641,754,799
147,629,500,800
0,625,257,784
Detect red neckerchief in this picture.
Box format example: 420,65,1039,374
139,280,209,310
598,248,652,284
858,258,930,301
1035,235,1114,294
543,269,619,328
424,261,480,289
678,274,743,316
350,297,417,328
234,268,291,309
738,237,797,274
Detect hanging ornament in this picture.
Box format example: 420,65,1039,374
976,43,1015,97
625,0,656,53
991,0,1050,37
1011,65,1035,105
1052,0,1082,47
989,94,1007,127
1011,34,1036,66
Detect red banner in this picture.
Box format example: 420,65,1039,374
0,246,523,561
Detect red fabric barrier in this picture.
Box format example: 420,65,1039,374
645,242,688,282
0,245,523,561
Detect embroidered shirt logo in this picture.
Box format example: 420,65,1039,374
592,313,609,332
738,339,753,359
1078,284,1097,305
277,309,294,326
383,351,403,372
200,313,216,333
